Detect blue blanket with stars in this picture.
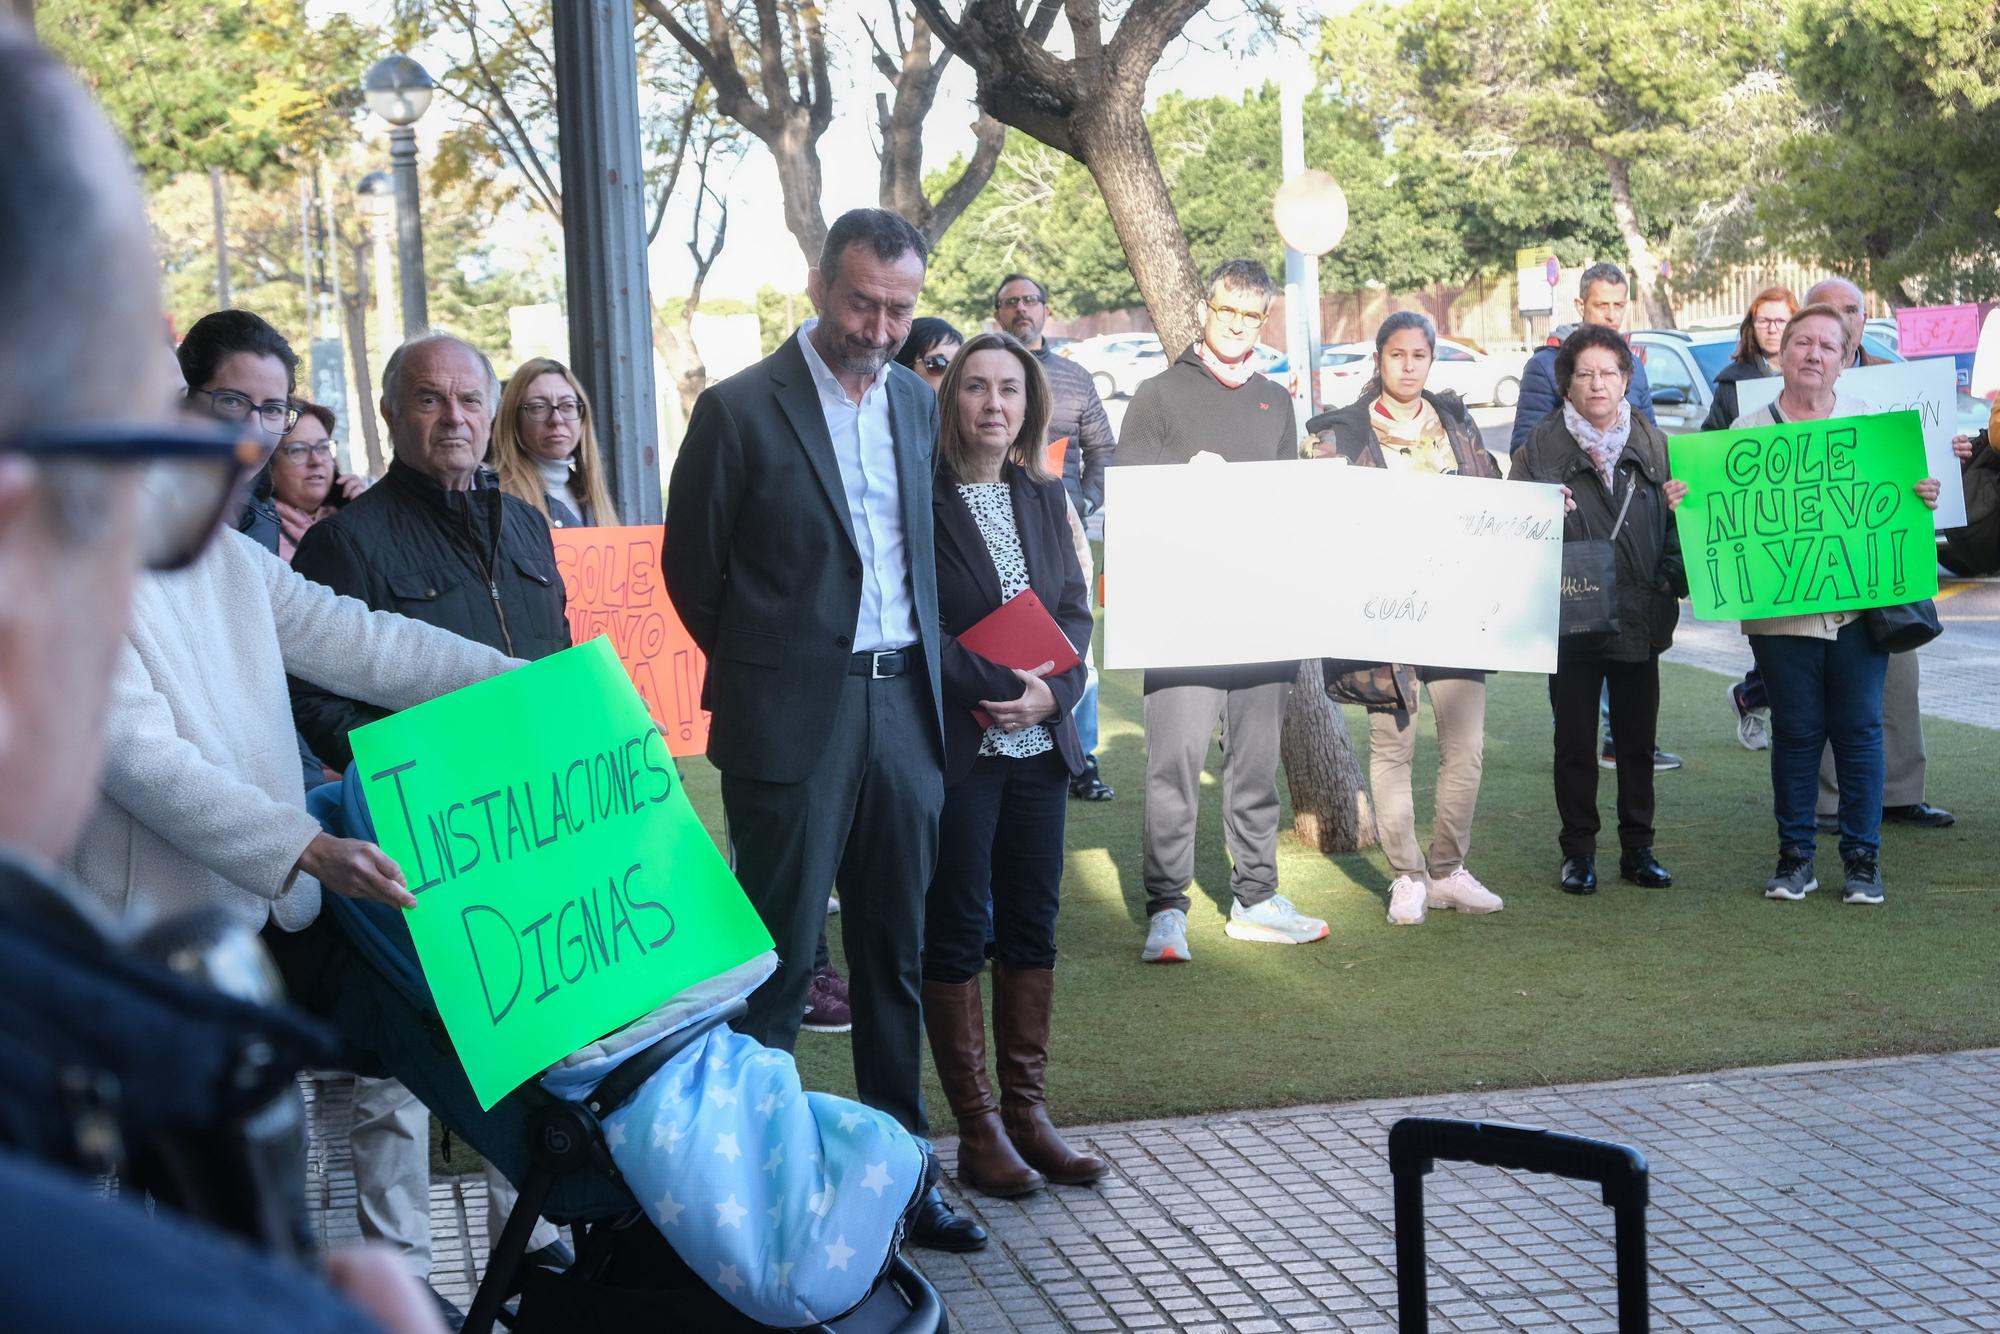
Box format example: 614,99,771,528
588,1025,927,1326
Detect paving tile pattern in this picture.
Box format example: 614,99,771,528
306,1051,2000,1330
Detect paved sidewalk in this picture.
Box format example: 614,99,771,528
1665,586,2000,732
306,1050,2000,1330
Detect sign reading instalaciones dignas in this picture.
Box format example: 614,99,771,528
1667,411,1939,621
1103,461,1566,674
349,638,772,1109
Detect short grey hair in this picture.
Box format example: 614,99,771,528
381,332,500,418
1578,262,1629,303
1206,258,1278,307
1803,276,1865,309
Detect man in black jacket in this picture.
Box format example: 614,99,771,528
1116,258,1329,965
289,331,571,1307
995,272,1117,801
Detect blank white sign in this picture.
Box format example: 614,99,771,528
1103,460,1565,674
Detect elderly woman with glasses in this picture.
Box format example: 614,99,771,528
491,357,617,527
1510,323,1687,897
236,399,367,562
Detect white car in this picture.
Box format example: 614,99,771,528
1316,337,1525,409
1061,333,1166,399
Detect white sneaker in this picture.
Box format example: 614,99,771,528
1141,908,1191,962
827,891,840,914
1428,867,1505,914
1224,894,1330,944
1386,876,1428,925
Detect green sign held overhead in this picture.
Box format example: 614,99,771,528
1668,410,1939,621
349,638,773,1110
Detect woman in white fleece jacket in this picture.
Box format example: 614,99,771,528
68,524,521,933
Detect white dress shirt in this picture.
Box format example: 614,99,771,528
797,320,920,652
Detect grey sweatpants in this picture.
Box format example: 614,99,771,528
1367,676,1487,881
1142,680,1288,915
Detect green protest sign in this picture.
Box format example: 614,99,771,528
1668,410,1939,621
349,638,773,1109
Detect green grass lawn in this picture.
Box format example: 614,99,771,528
681,658,2000,1129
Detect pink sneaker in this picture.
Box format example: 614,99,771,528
1428,867,1504,914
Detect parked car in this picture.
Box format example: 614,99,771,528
1632,326,1988,437
1316,337,1524,409
1061,332,1165,399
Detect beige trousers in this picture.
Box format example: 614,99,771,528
1817,650,1926,814
1367,676,1487,881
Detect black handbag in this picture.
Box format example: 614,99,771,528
1559,479,1636,638
1862,599,1942,653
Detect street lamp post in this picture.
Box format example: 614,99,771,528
363,54,435,339
355,171,398,359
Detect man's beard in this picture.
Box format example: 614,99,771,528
834,337,895,378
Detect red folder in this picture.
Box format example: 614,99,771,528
958,588,1082,728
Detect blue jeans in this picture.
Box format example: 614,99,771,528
1748,623,1888,861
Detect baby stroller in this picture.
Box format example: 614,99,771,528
303,780,949,1334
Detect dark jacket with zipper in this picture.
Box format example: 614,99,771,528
1308,387,1501,684
289,459,569,768
933,464,1094,787
1700,357,1776,433
1511,412,1687,663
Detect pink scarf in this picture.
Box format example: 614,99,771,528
1561,400,1631,490
276,498,335,563
1196,341,1258,388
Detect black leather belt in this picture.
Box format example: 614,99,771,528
849,648,912,678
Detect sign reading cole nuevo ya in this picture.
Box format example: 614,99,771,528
349,638,772,1109
1668,410,1938,622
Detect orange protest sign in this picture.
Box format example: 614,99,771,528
1045,435,1069,477
550,526,710,756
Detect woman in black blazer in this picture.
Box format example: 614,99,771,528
923,330,1103,1200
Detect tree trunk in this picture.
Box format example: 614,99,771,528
342,238,384,476
772,117,828,268
1601,151,1675,330
1279,660,1377,853
1071,100,1205,359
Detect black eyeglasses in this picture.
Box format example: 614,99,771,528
189,387,301,436
8,423,262,569
922,354,954,373
276,440,337,462
997,294,1045,311
520,398,582,422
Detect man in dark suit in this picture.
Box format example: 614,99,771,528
664,209,979,1251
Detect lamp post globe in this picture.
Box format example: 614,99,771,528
363,54,434,127
355,170,393,218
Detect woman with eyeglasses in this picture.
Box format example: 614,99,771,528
1701,285,1798,433
490,358,617,527
71,310,526,945
892,316,963,394
1510,324,1686,897
236,399,365,562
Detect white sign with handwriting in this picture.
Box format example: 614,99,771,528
1104,460,1564,674
1734,357,1965,528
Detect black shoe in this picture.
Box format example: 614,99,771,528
523,1239,575,1271
908,1186,987,1252
1619,847,1673,887
1884,802,1954,828
1559,857,1597,894
423,1282,466,1332
1068,757,1115,801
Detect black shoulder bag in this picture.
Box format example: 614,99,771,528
1559,477,1636,638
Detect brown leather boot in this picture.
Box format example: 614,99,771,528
991,963,1106,1186
921,978,1044,1198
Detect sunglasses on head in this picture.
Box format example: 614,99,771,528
7,422,263,570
